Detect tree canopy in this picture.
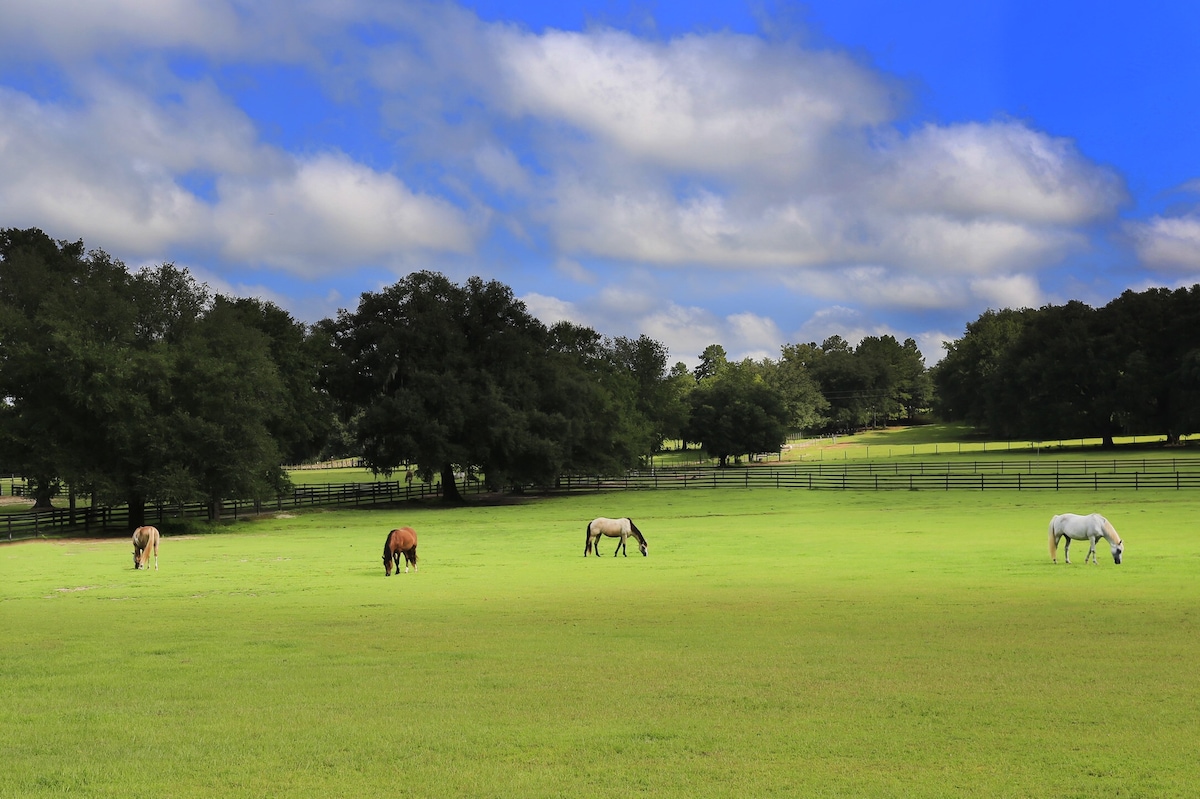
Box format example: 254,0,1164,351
932,287,1200,444
321,271,673,499
0,228,326,522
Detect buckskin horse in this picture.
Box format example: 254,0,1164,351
383,527,419,575
584,517,648,557
1048,513,1124,565
132,525,160,570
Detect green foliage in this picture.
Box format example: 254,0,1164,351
0,228,324,521
684,360,789,465
324,273,664,497
934,286,1200,443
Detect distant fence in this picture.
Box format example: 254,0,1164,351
6,457,1200,541
1,478,474,541
557,465,1200,493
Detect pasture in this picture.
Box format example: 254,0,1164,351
2,488,1198,797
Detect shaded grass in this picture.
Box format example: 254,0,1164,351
3,489,1198,797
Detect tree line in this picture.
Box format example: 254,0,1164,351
932,286,1200,446
0,228,932,514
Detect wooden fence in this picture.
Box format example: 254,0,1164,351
1,478,468,541
5,457,1200,541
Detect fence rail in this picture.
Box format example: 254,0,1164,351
1,479,466,541
6,459,1200,541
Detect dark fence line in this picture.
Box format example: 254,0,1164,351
1,479,476,542
557,469,1200,493
650,457,1200,476
6,460,1200,542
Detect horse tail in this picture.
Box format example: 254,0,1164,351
584,521,592,555
1048,517,1058,562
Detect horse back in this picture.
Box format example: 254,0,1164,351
132,525,159,548
388,527,417,551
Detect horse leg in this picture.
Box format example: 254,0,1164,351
1087,539,1098,565
615,536,625,557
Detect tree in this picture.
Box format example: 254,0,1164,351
808,336,873,431
324,271,656,500
0,228,317,525
932,308,1030,426
683,361,789,466
609,334,690,451
217,296,333,465
1101,286,1200,443
767,343,830,433
988,301,1107,441
693,344,729,381
0,228,138,510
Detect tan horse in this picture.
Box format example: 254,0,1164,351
383,527,418,575
1049,513,1124,564
132,526,160,570
584,517,648,557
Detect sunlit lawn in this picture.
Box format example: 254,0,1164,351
3,486,1198,797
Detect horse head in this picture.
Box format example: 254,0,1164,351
638,539,648,556
1110,540,1124,564
132,548,142,569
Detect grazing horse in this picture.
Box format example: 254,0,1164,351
383,527,418,575
584,517,648,557
132,526,160,570
1049,513,1124,565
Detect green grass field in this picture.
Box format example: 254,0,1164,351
3,487,1198,797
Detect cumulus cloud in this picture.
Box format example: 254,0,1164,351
0,0,1140,354
876,122,1126,224
0,78,475,275
1127,213,1200,272
968,273,1042,310
489,26,898,177
214,152,475,276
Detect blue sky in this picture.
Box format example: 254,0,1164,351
3,1,1199,367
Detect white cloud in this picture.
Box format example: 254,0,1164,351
0,78,475,276
213,152,475,276
877,122,1126,224
969,273,1042,310
0,0,1143,352
727,312,784,354
520,292,578,327
490,27,898,177
1127,213,1200,272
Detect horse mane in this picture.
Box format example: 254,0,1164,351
1100,516,1122,545
627,519,646,544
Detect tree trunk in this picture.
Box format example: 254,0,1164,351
31,475,57,511
209,496,222,522
127,493,147,530
440,463,464,503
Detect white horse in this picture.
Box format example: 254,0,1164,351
584,517,648,557
1048,513,1123,565
132,525,160,570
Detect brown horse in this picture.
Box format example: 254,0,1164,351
383,527,418,575
132,525,160,570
